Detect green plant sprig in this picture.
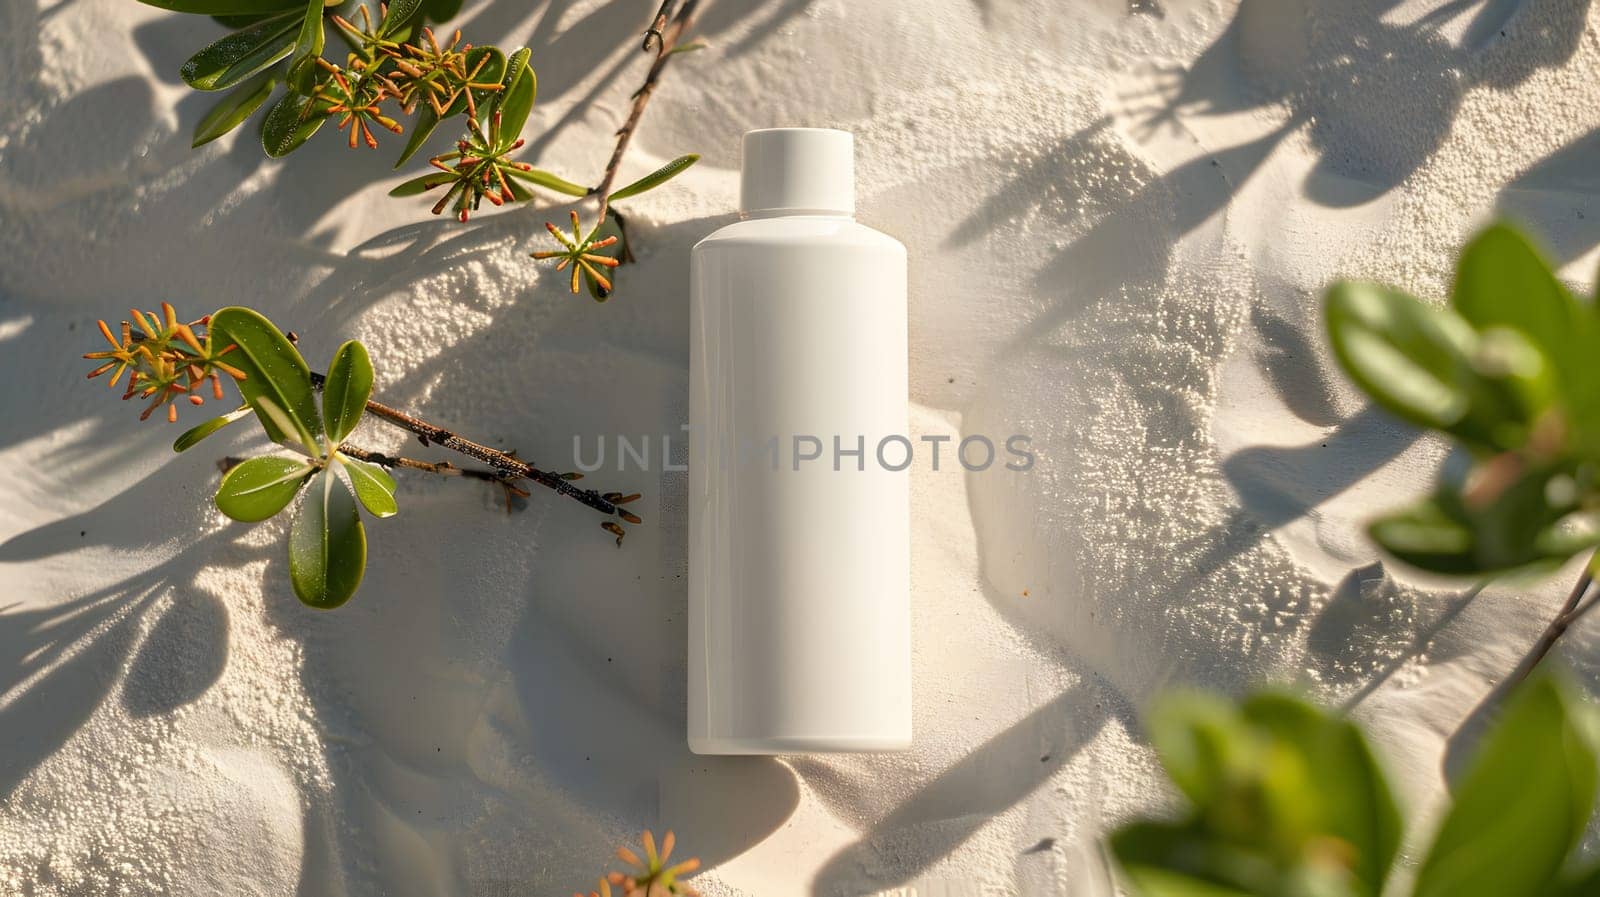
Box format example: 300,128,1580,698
1110,676,1600,897
87,305,641,608
1324,223,1600,680
153,0,702,299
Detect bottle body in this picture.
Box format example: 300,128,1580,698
687,215,911,754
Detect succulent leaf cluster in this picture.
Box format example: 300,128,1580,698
83,303,242,423
574,830,701,897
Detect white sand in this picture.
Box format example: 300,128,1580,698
3,0,1599,894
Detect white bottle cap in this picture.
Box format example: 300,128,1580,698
740,128,855,215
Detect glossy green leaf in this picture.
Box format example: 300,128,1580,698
378,0,422,34
502,175,535,203
139,0,302,13
173,404,252,452
393,102,441,168
213,10,279,27
608,153,700,202
340,456,397,518
193,71,279,147
215,455,313,522
504,166,589,197
285,0,327,95
180,11,298,90
260,88,326,156
388,171,455,197
208,306,322,449
1414,677,1600,897
422,0,462,21
667,40,709,56
321,340,372,445
289,469,366,609
495,48,535,151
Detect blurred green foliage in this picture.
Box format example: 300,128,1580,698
1325,224,1600,577
1111,677,1600,897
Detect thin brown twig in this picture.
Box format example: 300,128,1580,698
335,443,532,512
592,0,701,222
1513,557,1598,685
222,444,532,511
642,0,676,50
305,370,622,520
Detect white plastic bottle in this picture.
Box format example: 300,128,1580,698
688,128,911,754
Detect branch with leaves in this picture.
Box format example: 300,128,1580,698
85,304,639,608
152,0,701,300
1110,675,1600,897
1324,223,1600,683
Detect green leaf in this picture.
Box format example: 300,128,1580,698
1325,281,1553,453
289,469,367,609
1453,224,1600,456
393,102,439,168
285,0,327,95
1555,865,1600,897
321,340,372,445
1370,465,1597,576
193,70,279,147
1110,823,1264,897
1414,677,1600,897
139,0,302,13
1240,694,1400,897
180,11,299,90
215,455,314,522
1453,225,1588,389
502,176,535,203
1125,692,1399,897
1368,497,1477,574
173,405,252,452
504,166,589,197
1325,281,1476,432
378,0,422,34
208,307,322,450
422,0,462,21
340,456,397,518
494,48,535,151
260,88,326,157
608,153,700,202
388,171,455,197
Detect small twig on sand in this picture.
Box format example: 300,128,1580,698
592,0,702,222
305,370,623,520
1513,557,1599,685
